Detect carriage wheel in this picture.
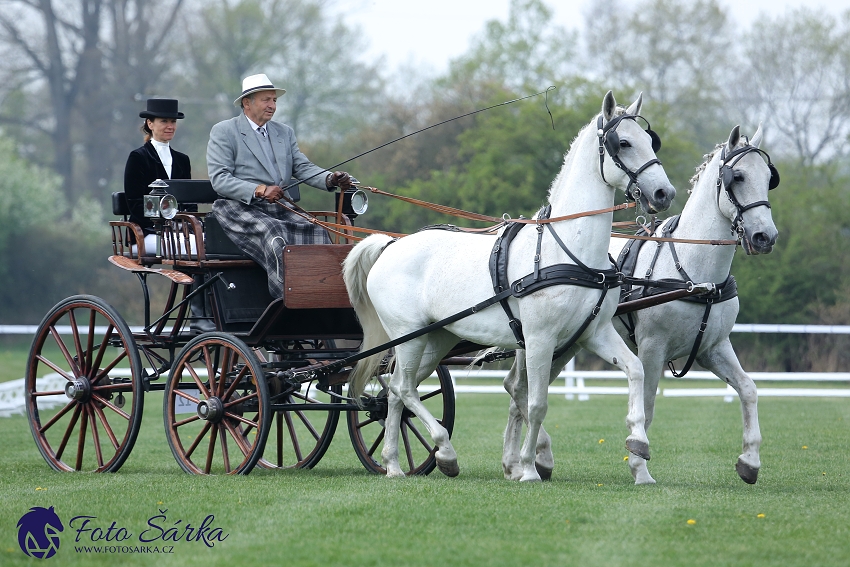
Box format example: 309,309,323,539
25,295,144,472
163,333,270,475
256,375,342,470
347,365,455,475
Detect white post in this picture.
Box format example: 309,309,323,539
565,357,576,400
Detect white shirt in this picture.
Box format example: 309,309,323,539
151,139,172,178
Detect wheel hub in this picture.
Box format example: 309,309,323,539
197,397,224,423
65,377,91,403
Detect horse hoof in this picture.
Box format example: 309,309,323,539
520,473,542,483
437,459,460,478
535,462,553,481
736,458,759,484
625,439,650,461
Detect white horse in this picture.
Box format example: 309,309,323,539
343,91,676,481
502,124,779,484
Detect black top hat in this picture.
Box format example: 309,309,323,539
139,98,185,120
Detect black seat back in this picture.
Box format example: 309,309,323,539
112,192,130,216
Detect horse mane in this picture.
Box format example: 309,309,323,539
547,105,631,201
689,143,725,194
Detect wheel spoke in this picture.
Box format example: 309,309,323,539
223,420,252,458
90,324,115,380
283,411,303,462
32,389,67,398
88,405,104,469
221,362,250,401
34,354,75,382
224,411,260,429
173,389,200,404
182,362,210,398
91,349,128,386
55,405,82,460
276,412,283,467
183,422,212,459
204,424,219,474
294,410,321,441
219,424,231,473
75,405,89,471
173,414,201,427
403,417,434,453
92,402,120,451
419,387,443,403
401,422,415,471
355,415,379,429
367,428,384,457
91,394,130,420
86,309,96,372
38,401,76,433
68,310,85,375
223,391,257,409
203,345,217,397
220,348,233,398
48,327,80,376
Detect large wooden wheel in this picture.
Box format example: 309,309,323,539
25,295,144,472
347,365,455,475
163,333,270,475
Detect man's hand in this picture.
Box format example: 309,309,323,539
258,184,283,202
326,171,353,190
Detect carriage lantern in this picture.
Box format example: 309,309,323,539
143,179,179,220
335,188,369,218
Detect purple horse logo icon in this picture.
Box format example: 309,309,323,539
17,506,64,559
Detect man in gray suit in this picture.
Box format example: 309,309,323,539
208,73,352,297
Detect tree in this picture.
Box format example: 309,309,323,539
731,8,850,165
0,0,186,202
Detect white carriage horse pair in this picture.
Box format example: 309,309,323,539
343,91,778,483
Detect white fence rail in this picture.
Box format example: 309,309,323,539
2,325,849,415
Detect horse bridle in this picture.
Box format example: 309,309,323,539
597,114,663,204
716,141,780,238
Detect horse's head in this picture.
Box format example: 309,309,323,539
597,91,676,214
715,124,780,255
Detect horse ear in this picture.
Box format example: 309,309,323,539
727,125,741,150
751,123,764,148
602,91,616,122
626,92,643,116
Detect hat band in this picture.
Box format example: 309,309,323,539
241,85,275,96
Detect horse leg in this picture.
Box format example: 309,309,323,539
502,353,527,480
583,324,649,461
385,335,459,477
697,339,761,484
517,344,556,482
381,378,407,478
626,348,665,485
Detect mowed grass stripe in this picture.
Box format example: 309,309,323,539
1,392,849,567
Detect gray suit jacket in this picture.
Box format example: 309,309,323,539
207,113,330,204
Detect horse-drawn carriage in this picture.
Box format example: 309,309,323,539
25,91,778,484
24,180,457,475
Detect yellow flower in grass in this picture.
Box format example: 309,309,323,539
687,519,696,525
623,456,629,461
757,514,765,518
802,445,808,449
598,439,605,444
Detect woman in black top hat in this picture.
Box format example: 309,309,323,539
123,98,192,238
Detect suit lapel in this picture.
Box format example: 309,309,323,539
238,114,278,181
268,124,290,182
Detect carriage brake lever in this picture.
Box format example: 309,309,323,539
217,273,236,291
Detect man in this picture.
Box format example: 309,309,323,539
207,73,352,297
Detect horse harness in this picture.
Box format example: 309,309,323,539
717,141,779,239
597,113,663,204
489,205,621,360
615,215,738,377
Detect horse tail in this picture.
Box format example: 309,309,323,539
342,234,395,400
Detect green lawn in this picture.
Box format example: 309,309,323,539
2,388,849,567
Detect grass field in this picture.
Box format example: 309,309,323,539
2,376,850,567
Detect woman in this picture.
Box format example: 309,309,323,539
123,98,191,244
124,99,212,332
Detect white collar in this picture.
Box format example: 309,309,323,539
245,115,269,133
151,138,170,150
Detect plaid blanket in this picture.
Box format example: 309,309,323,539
211,199,331,297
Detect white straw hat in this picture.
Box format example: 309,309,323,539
233,73,286,107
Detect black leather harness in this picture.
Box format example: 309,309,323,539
615,215,738,377
488,205,622,360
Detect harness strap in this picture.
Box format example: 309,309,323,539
667,300,713,378
489,221,528,347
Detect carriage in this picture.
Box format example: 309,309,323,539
24,180,462,476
